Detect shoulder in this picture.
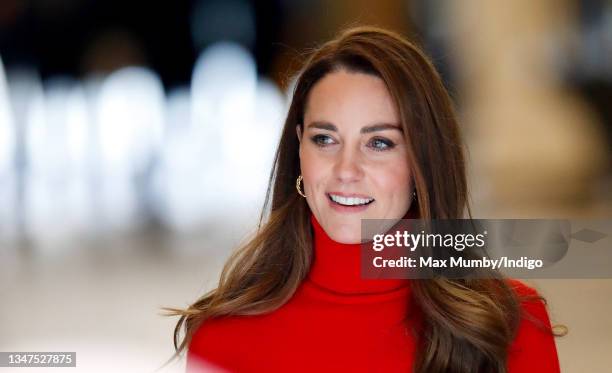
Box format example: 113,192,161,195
506,279,552,326
186,310,292,372
505,279,561,373
506,278,541,298
188,315,253,353
186,316,249,372
507,279,545,308
506,278,552,329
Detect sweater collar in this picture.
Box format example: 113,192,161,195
307,211,414,295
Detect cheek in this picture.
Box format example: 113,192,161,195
299,146,326,186
369,160,411,200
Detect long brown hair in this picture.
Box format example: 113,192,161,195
165,26,553,373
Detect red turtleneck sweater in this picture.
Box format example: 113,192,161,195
186,213,560,372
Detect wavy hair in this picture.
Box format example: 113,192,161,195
164,25,559,373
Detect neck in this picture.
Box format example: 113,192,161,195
307,212,413,295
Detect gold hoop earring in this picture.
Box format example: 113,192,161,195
296,175,307,198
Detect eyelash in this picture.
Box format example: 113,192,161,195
309,135,395,151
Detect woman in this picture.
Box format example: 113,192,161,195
167,26,562,373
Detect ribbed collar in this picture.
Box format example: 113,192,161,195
306,211,414,295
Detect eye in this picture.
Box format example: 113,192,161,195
310,134,335,147
368,137,395,151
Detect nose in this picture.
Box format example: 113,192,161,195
333,145,364,183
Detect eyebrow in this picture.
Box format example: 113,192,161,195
306,121,402,134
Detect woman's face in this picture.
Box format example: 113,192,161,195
298,69,414,244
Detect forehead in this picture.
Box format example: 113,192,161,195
304,70,399,126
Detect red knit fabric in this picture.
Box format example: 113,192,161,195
186,212,560,372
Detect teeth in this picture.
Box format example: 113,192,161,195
329,194,374,206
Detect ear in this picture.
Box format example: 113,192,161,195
296,124,302,143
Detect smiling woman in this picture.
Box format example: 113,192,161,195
164,25,561,373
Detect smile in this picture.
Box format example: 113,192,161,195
327,193,375,206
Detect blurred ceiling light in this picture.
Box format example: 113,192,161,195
94,67,165,232
151,87,213,232
0,56,17,240
96,67,165,173
190,42,260,222
17,76,98,245
192,41,257,165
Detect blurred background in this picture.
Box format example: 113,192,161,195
0,0,610,372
